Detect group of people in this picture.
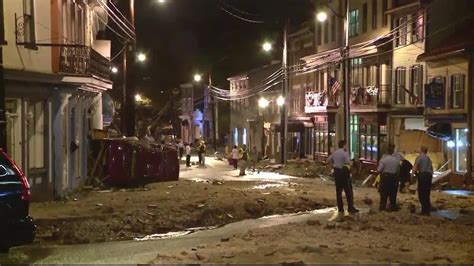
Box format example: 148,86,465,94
227,145,259,176
176,140,206,168
327,140,434,216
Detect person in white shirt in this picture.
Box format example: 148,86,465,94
185,143,192,167
231,145,239,169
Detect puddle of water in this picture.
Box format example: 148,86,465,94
134,226,217,241
433,210,459,220
441,190,474,197
252,183,287,190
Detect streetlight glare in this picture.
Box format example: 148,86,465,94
157,0,166,3
135,94,142,102
111,66,118,74
262,42,272,52
258,97,270,108
194,74,202,82
137,53,146,62
316,11,328,22
277,96,285,106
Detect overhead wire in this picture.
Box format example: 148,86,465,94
108,0,135,30
97,0,135,40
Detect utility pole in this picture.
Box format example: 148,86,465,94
0,0,7,151
342,0,350,150
280,19,289,164
122,0,136,137
209,73,218,152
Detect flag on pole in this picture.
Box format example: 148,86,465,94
329,77,341,95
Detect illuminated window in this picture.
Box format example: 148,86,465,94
454,128,468,173
349,9,359,37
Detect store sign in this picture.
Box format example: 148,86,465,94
305,92,326,113
425,80,445,108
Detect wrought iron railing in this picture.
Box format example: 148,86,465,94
59,46,111,80
350,85,391,107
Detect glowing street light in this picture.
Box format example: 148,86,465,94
194,74,202,82
157,0,166,3
135,94,142,102
137,53,146,62
258,97,270,108
277,96,285,106
262,42,272,52
316,11,328,22
111,66,118,74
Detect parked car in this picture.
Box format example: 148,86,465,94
0,149,36,252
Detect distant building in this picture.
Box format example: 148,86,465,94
228,62,282,159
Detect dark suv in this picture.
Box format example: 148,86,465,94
0,149,36,252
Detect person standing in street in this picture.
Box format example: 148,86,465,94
250,145,259,172
413,146,434,215
377,144,401,211
231,145,239,169
326,140,359,214
239,145,249,176
178,140,184,160
185,143,192,167
199,141,207,166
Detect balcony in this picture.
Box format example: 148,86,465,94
59,46,111,81
350,85,391,108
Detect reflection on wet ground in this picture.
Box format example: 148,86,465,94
441,190,474,197
134,226,218,241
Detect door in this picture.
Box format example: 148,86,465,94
5,99,22,167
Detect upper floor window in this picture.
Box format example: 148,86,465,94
395,67,406,104
372,0,378,29
331,15,336,42
349,9,359,37
410,65,423,104
317,24,322,45
451,74,465,109
411,12,424,43
324,21,329,44
362,4,368,33
395,17,407,47
382,0,388,26
23,0,36,48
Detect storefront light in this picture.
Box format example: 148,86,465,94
447,140,455,149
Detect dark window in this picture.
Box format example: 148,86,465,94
411,12,424,43
362,3,368,33
331,15,336,42
382,0,388,26
372,0,377,29
324,21,329,44
0,0,4,43
451,74,465,109
410,65,424,104
317,24,322,45
349,9,359,37
23,0,36,48
395,67,406,104
395,17,407,47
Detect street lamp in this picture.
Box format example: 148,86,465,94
157,0,166,3
137,53,146,62
316,11,328,22
262,42,273,52
194,74,202,82
258,97,270,108
277,96,285,106
111,66,118,74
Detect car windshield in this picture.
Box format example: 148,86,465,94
0,156,21,185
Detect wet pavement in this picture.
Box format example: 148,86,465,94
1,207,360,264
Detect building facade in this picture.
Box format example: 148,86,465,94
228,63,282,159
2,0,112,200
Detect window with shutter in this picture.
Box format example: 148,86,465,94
23,0,36,49
451,74,465,109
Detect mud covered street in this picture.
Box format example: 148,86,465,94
1,158,473,264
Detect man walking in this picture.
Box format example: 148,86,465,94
185,143,192,167
231,145,239,170
377,144,400,211
413,146,434,215
326,140,359,214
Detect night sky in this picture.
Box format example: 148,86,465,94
110,0,314,104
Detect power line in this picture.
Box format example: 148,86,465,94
219,0,261,17
108,0,135,30
97,0,135,40
219,5,264,24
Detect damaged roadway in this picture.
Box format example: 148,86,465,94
1,157,473,264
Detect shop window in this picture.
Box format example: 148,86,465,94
451,74,465,109
242,128,247,145
233,128,239,145
359,123,378,161
395,67,406,104
349,9,359,37
350,115,359,159
454,128,468,173
315,122,328,154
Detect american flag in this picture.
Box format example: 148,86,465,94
329,77,341,95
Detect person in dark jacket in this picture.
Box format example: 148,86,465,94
399,159,413,193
